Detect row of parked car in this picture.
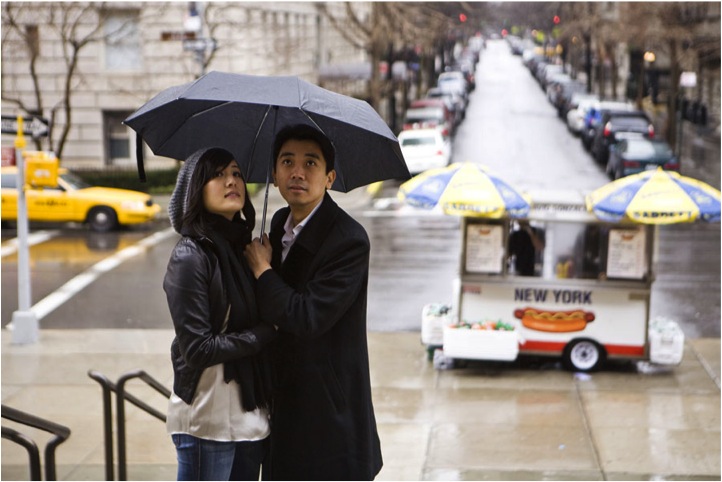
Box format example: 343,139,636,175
396,45,480,175
518,40,680,181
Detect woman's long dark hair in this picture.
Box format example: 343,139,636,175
181,148,255,237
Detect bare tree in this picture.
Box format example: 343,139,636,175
1,2,128,159
317,2,452,128
619,2,713,147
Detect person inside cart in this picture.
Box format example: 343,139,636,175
508,220,545,276
573,224,609,279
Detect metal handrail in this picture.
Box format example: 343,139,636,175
115,370,170,481
1,426,41,480
1,404,71,481
88,369,170,481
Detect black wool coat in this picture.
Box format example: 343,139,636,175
255,193,383,481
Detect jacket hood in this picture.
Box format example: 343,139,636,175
168,147,209,233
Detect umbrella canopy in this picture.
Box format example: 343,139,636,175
397,162,531,218
586,167,721,224
124,71,409,192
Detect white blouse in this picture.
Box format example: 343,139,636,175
166,362,270,442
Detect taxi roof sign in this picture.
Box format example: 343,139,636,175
23,151,59,188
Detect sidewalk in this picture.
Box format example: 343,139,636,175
1,330,719,480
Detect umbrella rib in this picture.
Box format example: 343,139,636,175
248,104,273,175
154,101,236,153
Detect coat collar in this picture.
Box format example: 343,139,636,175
292,192,338,256
270,192,339,261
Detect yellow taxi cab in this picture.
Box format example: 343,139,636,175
1,165,161,231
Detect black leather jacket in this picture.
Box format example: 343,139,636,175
163,236,275,404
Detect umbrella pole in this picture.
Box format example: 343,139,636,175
259,106,279,243
260,175,271,242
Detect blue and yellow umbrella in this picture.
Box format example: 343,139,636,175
586,167,721,224
398,162,530,218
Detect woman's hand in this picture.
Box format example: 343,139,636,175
244,234,272,279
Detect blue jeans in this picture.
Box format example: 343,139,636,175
172,433,268,481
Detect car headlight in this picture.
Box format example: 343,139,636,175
121,200,147,211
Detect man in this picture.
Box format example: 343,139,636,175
508,220,544,276
244,124,382,480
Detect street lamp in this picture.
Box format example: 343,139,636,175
643,51,658,104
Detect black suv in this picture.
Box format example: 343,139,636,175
590,111,654,164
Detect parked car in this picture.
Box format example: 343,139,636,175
566,94,600,135
523,49,544,70
554,81,588,119
545,73,571,104
580,101,634,151
426,87,465,125
437,71,469,105
397,128,452,175
606,138,679,180
536,63,564,89
590,110,655,164
403,99,454,137
1,166,161,231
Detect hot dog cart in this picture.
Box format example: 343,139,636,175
422,190,684,372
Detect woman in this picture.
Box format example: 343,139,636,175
164,147,276,480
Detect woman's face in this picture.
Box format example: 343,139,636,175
203,160,246,220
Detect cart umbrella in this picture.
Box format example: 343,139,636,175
397,162,530,218
585,167,721,224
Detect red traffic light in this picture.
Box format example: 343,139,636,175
553,15,560,25
459,13,467,23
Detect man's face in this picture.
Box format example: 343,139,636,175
273,138,336,218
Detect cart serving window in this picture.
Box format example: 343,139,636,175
462,191,654,282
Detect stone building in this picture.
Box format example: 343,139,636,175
1,2,370,169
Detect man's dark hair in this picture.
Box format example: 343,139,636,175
183,147,255,236
272,124,335,173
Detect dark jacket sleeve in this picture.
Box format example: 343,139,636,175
255,226,369,340
164,238,276,370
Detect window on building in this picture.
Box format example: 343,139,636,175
104,10,142,71
103,111,135,166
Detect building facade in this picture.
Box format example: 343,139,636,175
1,2,370,169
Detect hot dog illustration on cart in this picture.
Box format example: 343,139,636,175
513,307,595,333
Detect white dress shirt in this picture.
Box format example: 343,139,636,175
281,199,324,262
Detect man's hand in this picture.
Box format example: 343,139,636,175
244,234,272,279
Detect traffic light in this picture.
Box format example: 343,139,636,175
459,13,467,23
553,15,560,25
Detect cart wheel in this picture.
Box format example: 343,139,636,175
432,349,455,370
562,339,606,372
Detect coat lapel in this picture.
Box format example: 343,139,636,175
270,193,339,287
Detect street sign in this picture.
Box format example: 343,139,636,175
182,38,217,52
680,71,697,88
1,115,50,138
161,31,196,41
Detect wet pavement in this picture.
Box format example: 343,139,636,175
1,329,719,480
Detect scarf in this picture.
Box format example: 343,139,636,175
204,213,273,411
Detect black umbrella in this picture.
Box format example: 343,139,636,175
124,71,409,232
